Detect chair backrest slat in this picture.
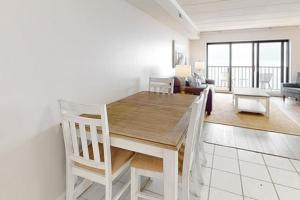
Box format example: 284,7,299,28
199,88,209,135
149,77,174,94
90,125,101,163
79,123,89,159
69,121,80,156
59,100,110,172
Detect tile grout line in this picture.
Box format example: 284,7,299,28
213,145,300,195
205,140,300,162
208,185,244,198
214,149,296,172
236,149,245,200
211,167,300,191
210,147,300,192
81,144,300,199
289,159,300,176
204,122,300,161
262,153,281,200
211,144,300,194
207,144,216,200
211,167,240,176
239,159,298,172
213,157,300,178
270,182,300,191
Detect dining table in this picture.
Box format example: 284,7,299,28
89,91,197,199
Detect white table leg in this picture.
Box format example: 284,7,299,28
266,97,270,117
163,149,178,200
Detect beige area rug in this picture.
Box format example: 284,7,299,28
205,93,300,136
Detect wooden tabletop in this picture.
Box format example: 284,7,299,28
106,91,197,150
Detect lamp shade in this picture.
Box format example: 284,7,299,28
175,65,192,77
194,61,206,71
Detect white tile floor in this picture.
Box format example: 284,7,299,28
79,143,300,200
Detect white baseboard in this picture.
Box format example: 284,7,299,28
55,192,65,200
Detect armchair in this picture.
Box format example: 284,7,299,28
281,72,300,101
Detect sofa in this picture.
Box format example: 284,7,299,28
173,76,214,115
281,72,300,101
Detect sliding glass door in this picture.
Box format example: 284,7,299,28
258,42,286,90
207,44,230,91
231,43,254,89
207,40,289,91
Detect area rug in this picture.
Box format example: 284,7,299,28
205,93,300,136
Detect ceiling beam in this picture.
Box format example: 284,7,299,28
126,0,200,39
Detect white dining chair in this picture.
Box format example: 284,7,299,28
149,77,174,94
192,88,209,192
59,100,134,200
130,95,205,200
174,88,209,197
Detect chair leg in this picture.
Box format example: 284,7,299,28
190,172,202,198
105,184,112,200
199,142,207,165
131,168,140,200
195,155,205,185
105,177,112,200
190,153,204,199
194,143,205,186
66,171,75,200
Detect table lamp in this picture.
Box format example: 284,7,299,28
194,61,206,76
175,65,192,78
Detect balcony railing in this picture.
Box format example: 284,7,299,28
207,66,282,90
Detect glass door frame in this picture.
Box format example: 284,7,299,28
206,39,290,91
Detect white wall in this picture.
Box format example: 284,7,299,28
0,0,188,199
190,26,300,82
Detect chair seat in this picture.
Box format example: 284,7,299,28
75,143,134,175
131,144,185,176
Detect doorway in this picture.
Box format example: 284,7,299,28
206,40,290,92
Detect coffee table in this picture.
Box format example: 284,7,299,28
233,88,270,117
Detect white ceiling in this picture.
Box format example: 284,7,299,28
177,0,300,32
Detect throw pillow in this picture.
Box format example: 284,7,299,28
194,72,206,84
188,74,201,87
187,76,198,87
199,73,206,84
193,73,202,87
